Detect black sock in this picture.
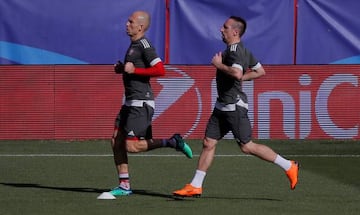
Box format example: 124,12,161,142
165,138,176,148
147,139,165,151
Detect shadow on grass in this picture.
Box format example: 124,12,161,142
133,190,282,202
0,182,282,201
0,182,179,200
202,196,282,201
0,182,107,193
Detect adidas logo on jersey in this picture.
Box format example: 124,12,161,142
127,130,135,137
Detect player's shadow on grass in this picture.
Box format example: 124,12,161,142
133,189,187,200
203,196,282,201
0,183,281,201
0,182,107,193
0,182,184,200
117,189,282,202
0,182,178,200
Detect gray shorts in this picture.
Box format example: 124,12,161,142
205,106,252,144
114,103,154,139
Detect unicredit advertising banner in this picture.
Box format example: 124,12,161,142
1,0,360,64
0,65,359,140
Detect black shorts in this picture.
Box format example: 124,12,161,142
114,103,154,139
205,106,252,144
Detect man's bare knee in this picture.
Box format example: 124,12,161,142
125,142,136,153
125,139,146,153
239,140,254,154
203,137,217,151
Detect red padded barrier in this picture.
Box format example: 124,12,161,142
0,65,359,140
0,66,55,139
53,65,120,139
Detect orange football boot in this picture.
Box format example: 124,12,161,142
173,184,202,197
286,161,299,190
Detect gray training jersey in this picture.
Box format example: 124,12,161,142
123,37,159,101
216,41,259,104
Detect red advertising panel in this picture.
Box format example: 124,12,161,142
0,65,359,140
53,65,120,139
0,66,55,139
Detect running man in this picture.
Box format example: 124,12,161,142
173,16,299,197
109,10,193,197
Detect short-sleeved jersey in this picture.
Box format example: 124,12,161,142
123,37,160,100
216,42,259,104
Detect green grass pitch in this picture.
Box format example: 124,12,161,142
0,139,359,215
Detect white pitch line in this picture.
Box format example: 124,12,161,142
0,154,360,158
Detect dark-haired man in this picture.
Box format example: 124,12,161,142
173,16,299,197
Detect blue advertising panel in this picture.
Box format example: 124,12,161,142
2,0,359,65
169,0,295,64
297,0,360,64
0,0,165,64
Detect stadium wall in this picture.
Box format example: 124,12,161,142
0,65,359,140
